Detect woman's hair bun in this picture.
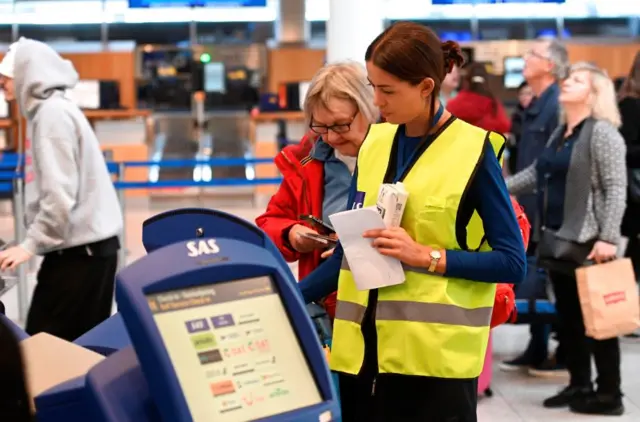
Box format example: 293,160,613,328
441,40,465,74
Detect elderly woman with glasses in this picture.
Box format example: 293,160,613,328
508,62,627,416
256,62,379,319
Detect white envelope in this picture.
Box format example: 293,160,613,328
376,182,409,228
330,207,405,290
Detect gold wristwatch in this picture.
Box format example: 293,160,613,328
428,250,441,273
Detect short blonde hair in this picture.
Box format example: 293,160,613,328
566,62,621,128
303,61,378,125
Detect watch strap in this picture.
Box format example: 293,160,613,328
428,253,439,273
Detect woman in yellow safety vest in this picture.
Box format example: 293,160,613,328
298,22,526,422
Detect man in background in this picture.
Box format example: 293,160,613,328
0,38,123,341
501,37,570,377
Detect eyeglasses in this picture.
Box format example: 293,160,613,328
309,112,358,135
525,50,550,61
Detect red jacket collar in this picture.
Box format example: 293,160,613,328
275,133,316,177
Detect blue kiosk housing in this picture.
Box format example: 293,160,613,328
35,209,340,422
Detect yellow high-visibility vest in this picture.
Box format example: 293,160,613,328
330,118,505,379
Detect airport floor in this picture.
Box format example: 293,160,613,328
2,197,640,421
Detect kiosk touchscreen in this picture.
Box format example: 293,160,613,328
110,234,339,422
147,276,322,421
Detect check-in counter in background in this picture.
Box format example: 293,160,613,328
95,109,154,198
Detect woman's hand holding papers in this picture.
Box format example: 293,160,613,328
363,227,433,268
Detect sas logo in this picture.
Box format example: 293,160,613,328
186,239,220,257
352,191,366,209
185,318,210,334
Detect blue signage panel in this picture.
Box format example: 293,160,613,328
431,0,565,4
128,0,267,8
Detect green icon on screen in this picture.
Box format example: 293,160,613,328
191,332,217,351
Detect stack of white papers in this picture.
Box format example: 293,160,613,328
330,207,405,290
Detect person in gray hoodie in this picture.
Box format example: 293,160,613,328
0,38,123,341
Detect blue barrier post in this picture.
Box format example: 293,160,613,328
14,176,29,322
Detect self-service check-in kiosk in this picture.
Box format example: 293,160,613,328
35,209,340,422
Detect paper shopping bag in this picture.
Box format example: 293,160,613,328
575,258,640,340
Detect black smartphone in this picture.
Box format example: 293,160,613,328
298,232,338,246
298,215,335,235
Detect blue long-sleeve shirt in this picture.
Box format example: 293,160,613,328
298,126,527,303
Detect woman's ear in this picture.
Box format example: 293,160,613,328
421,78,435,99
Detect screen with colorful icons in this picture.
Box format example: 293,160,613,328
146,276,322,422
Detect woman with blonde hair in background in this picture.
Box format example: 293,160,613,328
256,62,378,319
508,62,627,416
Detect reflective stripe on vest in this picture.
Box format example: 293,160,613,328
335,299,493,328
338,258,493,327
329,118,506,379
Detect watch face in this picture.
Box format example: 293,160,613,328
430,250,441,259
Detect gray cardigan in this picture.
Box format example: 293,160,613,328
507,119,627,245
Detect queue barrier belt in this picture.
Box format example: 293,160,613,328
0,155,283,193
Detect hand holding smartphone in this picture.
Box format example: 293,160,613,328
298,215,335,235
297,232,337,246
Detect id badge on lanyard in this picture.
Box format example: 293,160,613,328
394,102,445,183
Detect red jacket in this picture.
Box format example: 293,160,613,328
255,135,338,317
447,90,511,134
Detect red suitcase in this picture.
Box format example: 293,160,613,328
478,332,493,397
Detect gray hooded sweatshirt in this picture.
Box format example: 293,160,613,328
13,38,123,255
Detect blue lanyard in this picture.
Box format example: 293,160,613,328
394,102,445,183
